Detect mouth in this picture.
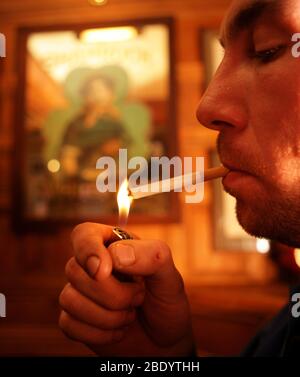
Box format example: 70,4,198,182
220,160,256,192
221,161,250,175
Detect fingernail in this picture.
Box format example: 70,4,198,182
112,244,136,267
86,255,100,277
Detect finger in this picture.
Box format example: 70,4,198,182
59,283,136,330
59,310,126,345
65,257,145,310
71,222,114,280
108,239,184,301
108,240,191,347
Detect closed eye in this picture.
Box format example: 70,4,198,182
251,45,285,63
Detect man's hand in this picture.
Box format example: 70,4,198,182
59,223,195,357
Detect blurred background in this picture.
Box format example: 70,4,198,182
0,0,300,357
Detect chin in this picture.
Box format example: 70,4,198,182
235,200,266,238
235,199,300,248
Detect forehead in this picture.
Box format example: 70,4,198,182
220,0,300,46
227,0,277,14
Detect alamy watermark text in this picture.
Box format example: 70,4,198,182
291,293,300,318
0,293,6,317
292,33,300,58
0,33,6,58
96,149,204,204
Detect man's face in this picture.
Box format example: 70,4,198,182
85,79,114,107
197,0,300,247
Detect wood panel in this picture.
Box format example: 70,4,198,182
0,0,231,15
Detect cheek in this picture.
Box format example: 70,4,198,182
274,153,300,192
250,62,300,188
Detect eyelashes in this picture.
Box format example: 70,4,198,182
251,45,286,63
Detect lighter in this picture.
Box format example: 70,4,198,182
112,227,133,241
106,227,134,282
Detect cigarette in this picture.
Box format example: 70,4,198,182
129,166,229,200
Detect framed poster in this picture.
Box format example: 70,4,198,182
200,29,224,90
14,18,179,229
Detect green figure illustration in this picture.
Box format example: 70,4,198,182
44,65,152,183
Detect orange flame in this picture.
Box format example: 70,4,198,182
117,179,133,226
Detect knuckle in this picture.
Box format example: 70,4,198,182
65,257,77,279
59,284,74,310
72,223,99,252
58,311,70,332
71,223,84,242
107,294,128,310
59,312,78,342
71,222,100,242
110,310,130,327
71,222,91,240
104,285,135,310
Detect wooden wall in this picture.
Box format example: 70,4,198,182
0,0,288,356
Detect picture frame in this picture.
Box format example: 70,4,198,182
13,18,179,230
200,29,224,90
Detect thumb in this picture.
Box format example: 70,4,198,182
108,239,192,347
108,239,185,301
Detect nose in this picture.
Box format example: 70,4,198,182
196,59,247,132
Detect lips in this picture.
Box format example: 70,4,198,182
221,160,250,175
220,156,260,195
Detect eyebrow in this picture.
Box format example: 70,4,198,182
220,0,280,47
